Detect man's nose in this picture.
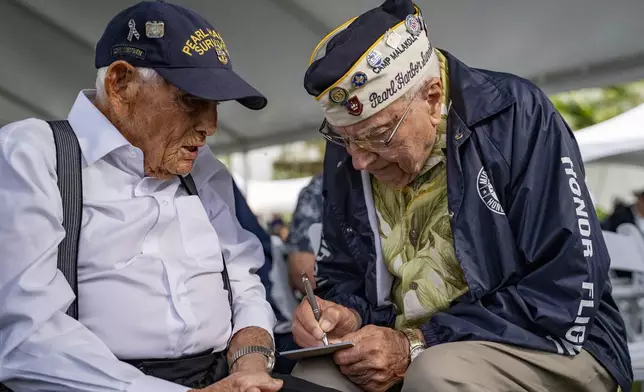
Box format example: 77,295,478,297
349,144,375,171
197,104,218,136
204,124,216,137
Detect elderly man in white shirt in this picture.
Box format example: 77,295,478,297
0,2,298,392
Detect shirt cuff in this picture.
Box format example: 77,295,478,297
231,306,276,344
127,375,190,392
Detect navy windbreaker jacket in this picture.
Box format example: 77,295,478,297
315,50,632,391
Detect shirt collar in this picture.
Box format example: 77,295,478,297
67,90,131,166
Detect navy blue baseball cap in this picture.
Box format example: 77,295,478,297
95,1,267,110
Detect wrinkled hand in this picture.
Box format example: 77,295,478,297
189,371,283,392
292,296,361,348
332,325,409,392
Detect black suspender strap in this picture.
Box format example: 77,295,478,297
41,122,232,322
48,120,82,320
179,175,234,312
179,173,199,196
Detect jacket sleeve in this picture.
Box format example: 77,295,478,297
314,143,397,327
419,88,611,356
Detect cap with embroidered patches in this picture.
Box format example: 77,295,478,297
95,1,266,110
304,0,437,126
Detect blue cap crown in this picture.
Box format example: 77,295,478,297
96,1,267,110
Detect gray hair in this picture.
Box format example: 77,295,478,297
95,66,162,102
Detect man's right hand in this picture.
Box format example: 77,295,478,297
190,371,283,392
292,296,361,347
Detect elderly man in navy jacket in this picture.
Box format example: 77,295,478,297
290,1,632,392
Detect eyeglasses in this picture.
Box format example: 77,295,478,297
319,91,418,151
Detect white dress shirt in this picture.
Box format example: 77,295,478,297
0,91,275,392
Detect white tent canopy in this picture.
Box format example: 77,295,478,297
577,104,644,166
576,104,644,210
233,173,312,216
0,0,643,154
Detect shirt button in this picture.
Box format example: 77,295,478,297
410,282,419,290
449,210,454,219
162,200,169,206
410,230,418,244
455,133,463,141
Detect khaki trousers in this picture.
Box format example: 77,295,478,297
292,341,617,392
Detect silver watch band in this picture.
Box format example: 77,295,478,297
229,345,275,371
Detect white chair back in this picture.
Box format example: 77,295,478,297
604,224,644,273
604,223,644,347
604,224,644,383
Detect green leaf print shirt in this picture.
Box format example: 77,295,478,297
371,50,468,330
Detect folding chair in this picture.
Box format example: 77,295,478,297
603,223,644,387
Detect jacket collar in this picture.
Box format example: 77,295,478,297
441,50,515,128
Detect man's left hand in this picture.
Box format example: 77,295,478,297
332,325,410,392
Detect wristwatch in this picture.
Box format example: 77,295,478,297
400,328,426,362
229,346,276,372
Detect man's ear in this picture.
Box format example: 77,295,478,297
103,60,139,108
422,77,442,126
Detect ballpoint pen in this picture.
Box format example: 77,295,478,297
301,272,329,346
